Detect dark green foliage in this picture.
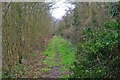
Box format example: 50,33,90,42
108,2,120,21
71,22,120,78
72,11,79,27
104,21,120,32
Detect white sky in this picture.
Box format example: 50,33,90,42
49,0,75,20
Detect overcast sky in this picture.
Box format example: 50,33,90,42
49,0,75,20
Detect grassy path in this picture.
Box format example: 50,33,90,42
9,36,75,78
41,36,75,78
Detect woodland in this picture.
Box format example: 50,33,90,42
1,1,120,79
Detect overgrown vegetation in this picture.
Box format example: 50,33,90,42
2,2,52,77
2,1,120,79
69,2,120,79
71,21,120,78
55,2,120,79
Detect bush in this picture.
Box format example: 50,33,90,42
71,21,120,79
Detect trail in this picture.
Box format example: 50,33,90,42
21,36,75,78
43,38,71,78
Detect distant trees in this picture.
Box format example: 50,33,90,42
2,2,52,75
56,2,110,44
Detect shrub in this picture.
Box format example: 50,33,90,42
71,21,120,79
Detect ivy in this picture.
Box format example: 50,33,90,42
71,21,120,78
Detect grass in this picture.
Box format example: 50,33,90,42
42,36,75,77
41,68,51,72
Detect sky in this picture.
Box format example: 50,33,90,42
49,0,75,20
